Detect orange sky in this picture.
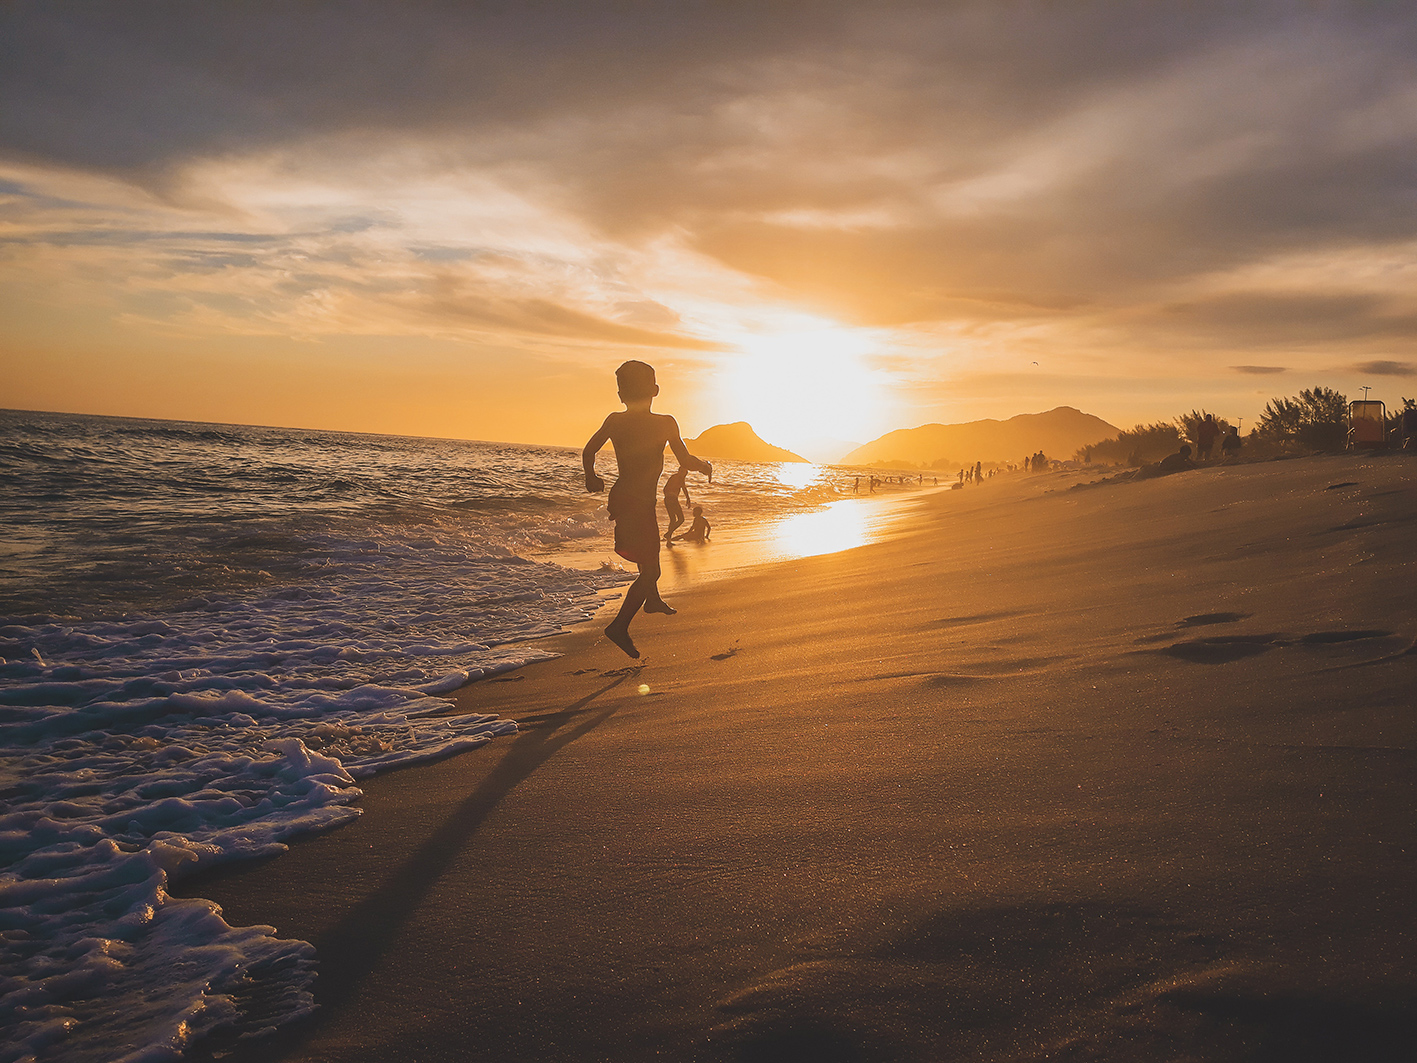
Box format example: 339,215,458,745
3,3,1416,451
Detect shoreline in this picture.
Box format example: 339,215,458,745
186,453,1417,1062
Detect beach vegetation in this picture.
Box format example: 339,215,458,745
1077,421,1182,466
1254,386,1348,452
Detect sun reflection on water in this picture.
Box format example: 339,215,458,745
772,462,823,490
767,499,870,559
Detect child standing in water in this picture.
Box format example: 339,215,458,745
583,360,712,658
662,465,692,543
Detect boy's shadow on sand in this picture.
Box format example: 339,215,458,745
198,671,633,1061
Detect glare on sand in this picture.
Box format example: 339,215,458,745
768,500,870,559
718,323,885,448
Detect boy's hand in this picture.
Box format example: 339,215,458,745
585,471,605,493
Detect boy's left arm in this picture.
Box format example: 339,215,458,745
665,416,712,478
582,416,613,492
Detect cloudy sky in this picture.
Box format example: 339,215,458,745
4,1,1416,449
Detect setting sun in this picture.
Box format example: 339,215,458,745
715,322,889,451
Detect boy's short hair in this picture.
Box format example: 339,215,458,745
616,360,657,400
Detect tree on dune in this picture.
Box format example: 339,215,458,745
1077,421,1182,466
1254,386,1348,453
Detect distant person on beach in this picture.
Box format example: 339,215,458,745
583,360,712,658
974,461,982,483
1196,414,1219,461
1158,443,1195,473
662,465,692,542
1137,443,1197,480
676,505,711,543
1220,426,1242,460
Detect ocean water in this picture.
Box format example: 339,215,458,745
0,409,858,1062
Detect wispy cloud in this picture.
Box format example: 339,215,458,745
1353,359,1416,377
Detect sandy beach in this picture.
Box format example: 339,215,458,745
189,454,1417,1062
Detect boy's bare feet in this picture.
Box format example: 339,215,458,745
643,598,677,615
605,622,640,658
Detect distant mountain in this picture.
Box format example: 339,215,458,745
684,422,807,463
792,435,864,465
841,407,1119,467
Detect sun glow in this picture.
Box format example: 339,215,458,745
715,323,887,452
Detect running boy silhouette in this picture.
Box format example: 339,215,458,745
584,360,712,658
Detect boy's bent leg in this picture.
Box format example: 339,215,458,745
639,556,676,615
606,574,647,658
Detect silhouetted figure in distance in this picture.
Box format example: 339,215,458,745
584,360,712,658
1196,413,1219,461
676,505,711,543
1220,426,1242,460
1144,442,1190,479
662,464,691,542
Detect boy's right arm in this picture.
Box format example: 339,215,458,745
583,416,613,492
664,415,713,481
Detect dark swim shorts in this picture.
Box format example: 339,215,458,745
608,486,660,565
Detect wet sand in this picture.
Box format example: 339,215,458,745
192,454,1417,1062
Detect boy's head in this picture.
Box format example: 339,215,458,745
616,360,658,403
692,505,703,515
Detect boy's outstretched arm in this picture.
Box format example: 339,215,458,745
665,416,713,479
583,416,612,492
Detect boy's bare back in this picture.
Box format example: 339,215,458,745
585,410,706,499
597,411,681,493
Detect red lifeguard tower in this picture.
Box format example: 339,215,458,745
1348,399,1387,450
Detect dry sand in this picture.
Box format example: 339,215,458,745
189,454,1417,1062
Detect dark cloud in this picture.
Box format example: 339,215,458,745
0,1,857,171
1149,292,1417,348
1231,365,1287,374
1353,359,1416,377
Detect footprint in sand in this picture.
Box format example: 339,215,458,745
1160,634,1282,663
1160,629,1400,664
925,610,1029,629
866,655,1068,686
1298,629,1393,644
1175,612,1250,628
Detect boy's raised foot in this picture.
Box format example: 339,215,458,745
643,598,677,616
605,622,640,659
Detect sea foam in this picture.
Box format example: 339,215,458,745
0,519,622,1061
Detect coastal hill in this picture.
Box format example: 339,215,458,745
842,406,1118,467
683,422,807,463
